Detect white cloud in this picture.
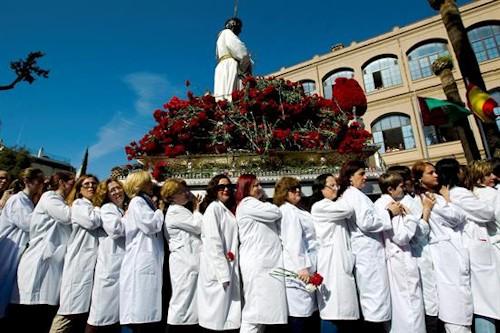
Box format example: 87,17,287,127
123,72,180,115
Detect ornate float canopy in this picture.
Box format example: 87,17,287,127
124,76,376,180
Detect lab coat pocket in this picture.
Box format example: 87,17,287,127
78,248,97,273
468,240,493,270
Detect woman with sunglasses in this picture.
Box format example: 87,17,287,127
50,175,102,333
309,174,358,332
197,174,241,332
162,179,203,332
274,176,319,333
235,174,286,333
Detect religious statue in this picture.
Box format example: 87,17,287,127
214,17,252,101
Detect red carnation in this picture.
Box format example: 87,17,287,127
309,272,323,286
226,251,235,262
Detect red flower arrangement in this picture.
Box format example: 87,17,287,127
125,76,372,178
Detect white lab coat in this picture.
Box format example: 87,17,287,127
375,194,426,333
236,197,287,325
120,195,164,324
17,191,72,305
310,198,359,320
473,186,500,249
0,191,34,317
342,186,392,322
427,194,473,326
280,202,318,317
401,194,439,317
450,186,500,320
214,29,251,101
58,198,101,315
87,203,125,326
197,200,241,330
165,204,202,325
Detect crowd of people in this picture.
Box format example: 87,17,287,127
0,157,499,333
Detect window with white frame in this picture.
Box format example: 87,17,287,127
408,42,450,80
371,114,415,153
468,23,500,63
299,80,316,96
363,56,402,93
322,69,354,99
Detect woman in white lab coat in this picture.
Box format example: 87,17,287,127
0,168,44,318
440,159,499,333
86,178,127,333
337,161,396,332
235,174,287,333
375,172,426,333
162,178,202,331
309,174,358,333
16,171,75,333
50,175,102,333
197,174,241,332
413,160,473,333
274,176,319,333
119,171,164,333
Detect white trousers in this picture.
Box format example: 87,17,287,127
444,323,472,333
240,322,264,333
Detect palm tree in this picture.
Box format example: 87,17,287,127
428,0,499,158
431,56,480,162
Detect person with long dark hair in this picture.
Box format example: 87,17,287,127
16,171,75,333
235,174,286,333
197,174,241,332
337,160,398,332
0,168,44,319
120,171,164,333
86,178,128,333
436,158,498,333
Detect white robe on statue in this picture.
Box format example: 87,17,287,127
236,197,287,326
375,194,425,333
450,186,500,320
58,198,101,315
342,186,392,322
197,200,241,330
280,202,319,317
87,202,125,326
311,198,359,320
427,194,473,326
119,196,164,325
214,28,251,101
17,191,72,306
165,204,202,325
0,191,34,317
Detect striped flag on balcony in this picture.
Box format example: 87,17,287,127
465,83,498,123
417,97,471,126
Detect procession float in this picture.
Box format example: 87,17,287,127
123,75,378,193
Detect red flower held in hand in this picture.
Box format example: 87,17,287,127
309,272,324,286
226,251,235,262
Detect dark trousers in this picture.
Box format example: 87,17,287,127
288,313,320,333
425,315,445,333
3,304,58,333
127,322,164,333
321,319,359,333
84,323,121,333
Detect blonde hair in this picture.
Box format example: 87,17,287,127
273,176,300,206
161,178,186,202
468,161,493,187
123,170,151,198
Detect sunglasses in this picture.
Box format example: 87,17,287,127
215,184,235,191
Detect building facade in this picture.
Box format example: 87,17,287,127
268,0,500,166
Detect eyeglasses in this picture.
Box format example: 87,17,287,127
325,184,339,191
81,182,98,189
215,184,234,191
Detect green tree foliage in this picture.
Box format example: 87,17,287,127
0,146,32,178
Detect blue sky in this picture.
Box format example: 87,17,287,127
0,0,467,178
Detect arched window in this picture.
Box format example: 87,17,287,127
299,80,316,96
407,41,450,80
322,68,354,99
467,23,500,62
362,56,402,93
371,114,416,153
